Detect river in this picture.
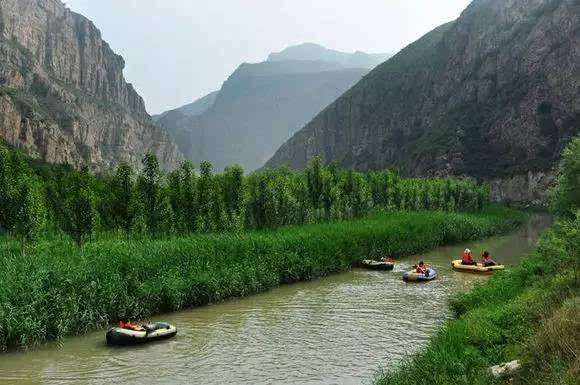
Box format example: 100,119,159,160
0,214,551,385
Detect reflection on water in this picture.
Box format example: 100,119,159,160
0,214,551,385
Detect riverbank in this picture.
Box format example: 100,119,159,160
375,139,580,385
0,207,524,352
375,219,578,385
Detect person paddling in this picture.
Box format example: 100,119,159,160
480,251,496,267
416,261,430,277
461,249,476,265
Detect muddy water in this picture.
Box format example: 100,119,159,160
0,214,551,385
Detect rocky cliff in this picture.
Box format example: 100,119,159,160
266,0,580,202
157,45,391,172
0,0,180,170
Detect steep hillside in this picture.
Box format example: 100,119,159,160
0,0,180,170
152,90,218,122
266,0,580,203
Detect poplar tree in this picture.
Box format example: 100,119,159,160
14,178,45,254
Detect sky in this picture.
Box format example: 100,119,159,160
63,0,471,115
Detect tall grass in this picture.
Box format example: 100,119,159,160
374,222,579,385
0,207,523,352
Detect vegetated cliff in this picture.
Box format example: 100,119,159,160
266,0,580,203
0,0,180,170
156,45,391,172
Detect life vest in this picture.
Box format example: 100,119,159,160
119,321,141,331
462,252,474,263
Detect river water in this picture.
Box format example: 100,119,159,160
0,214,551,385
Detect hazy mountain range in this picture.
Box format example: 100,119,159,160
155,44,391,171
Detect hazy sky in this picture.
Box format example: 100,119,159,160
63,0,471,114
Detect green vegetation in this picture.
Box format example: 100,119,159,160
375,138,580,385
0,207,523,352
0,146,491,248
0,142,524,352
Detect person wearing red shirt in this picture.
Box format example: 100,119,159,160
461,248,477,265
480,251,496,267
416,261,428,275
118,318,145,332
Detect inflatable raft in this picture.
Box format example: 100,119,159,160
451,260,505,273
106,322,177,346
361,259,394,271
403,268,437,282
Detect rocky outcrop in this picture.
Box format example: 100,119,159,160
266,0,580,202
489,171,555,204
0,0,180,170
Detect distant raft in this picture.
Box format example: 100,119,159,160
451,260,505,273
361,260,395,271
106,322,177,346
403,269,437,282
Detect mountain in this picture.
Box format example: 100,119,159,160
157,45,391,171
152,91,218,122
0,0,180,170
266,0,580,203
268,43,391,69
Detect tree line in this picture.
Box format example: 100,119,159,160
0,145,491,251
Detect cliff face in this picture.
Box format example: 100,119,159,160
0,0,180,170
266,0,580,202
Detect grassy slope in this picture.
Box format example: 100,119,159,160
375,219,579,385
0,207,523,351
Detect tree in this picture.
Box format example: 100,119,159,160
138,153,163,233
0,146,15,233
167,168,182,232
110,162,136,236
550,138,580,220
14,178,45,254
64,169,96,246
197,161,214,232
179,161,198,233
222,165,244,224
306,156,324,211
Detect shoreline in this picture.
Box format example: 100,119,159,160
0,207,525,353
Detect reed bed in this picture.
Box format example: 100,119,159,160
0,207,523,351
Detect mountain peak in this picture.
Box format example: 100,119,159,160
267,43,391,70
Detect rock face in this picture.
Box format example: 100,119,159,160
266,0,580,202
0,0,180,170
157,45,391,172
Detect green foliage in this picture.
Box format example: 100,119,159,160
13,177,45,253
0,208,523,351
0,143,492,243
374,136,580,385
550,138,580,220
63,168,96,246
109,162,137,235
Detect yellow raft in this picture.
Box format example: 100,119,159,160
451,260,505,273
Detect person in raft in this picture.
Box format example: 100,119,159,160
119,318,146,332
416,261,430,277
480,251,496,267
461,248,477,265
